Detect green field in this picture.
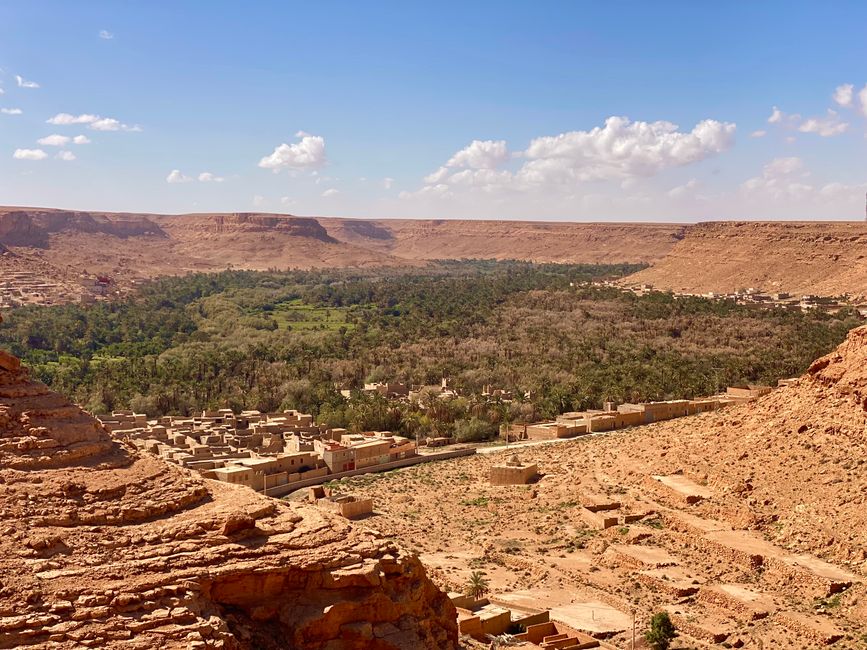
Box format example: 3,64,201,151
270,299,354,331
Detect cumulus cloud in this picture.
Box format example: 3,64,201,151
47,113,98,125
56,150,76,161
382,177,395,190
409,116,736,200
833,84,854,108
166,169,192,184
15,75,39,89
424,139,509,184
667,178,699,198
321,188,339,197
72,135,90,144
767,107,786,124
37,134,71,147
742,157,813,199
1,108,21,115
168,169,226,183
99,30,114,40
860,85,867,118
47,112,140,132
750,130,766,138
13,148,47,160
252,195,266,207
517,117,736,185
797,110,848,137
258,131,326,171
449,139,509,168
820,180,867,198
768,92,851,137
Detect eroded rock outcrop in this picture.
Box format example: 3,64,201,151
0,353,458,649
0,210,166,248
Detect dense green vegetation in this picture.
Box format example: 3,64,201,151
0,260,858,441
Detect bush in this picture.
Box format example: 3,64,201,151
454,417,497,443
645,611,676,650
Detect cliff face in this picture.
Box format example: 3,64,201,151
624,220,867,297
321,218,683,265
0,209,166,247
0,351,458,649
162,214,337,243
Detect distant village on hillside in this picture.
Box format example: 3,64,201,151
102,380,777,501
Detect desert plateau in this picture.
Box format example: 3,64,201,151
4,3,867,649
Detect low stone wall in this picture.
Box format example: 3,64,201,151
668,613,730,644
774,612,843,645
270,448,476,497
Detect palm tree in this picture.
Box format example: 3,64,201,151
465,571,490,601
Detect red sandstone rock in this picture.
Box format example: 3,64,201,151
0,351,458,649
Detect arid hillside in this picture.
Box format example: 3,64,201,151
0,207,681,296
4,207,867,301
345,325,867,648
319,217,682,265
625,220,867,298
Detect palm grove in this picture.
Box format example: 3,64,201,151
0,261,858,443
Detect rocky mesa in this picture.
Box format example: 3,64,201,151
0,348,458,649
624,220,867,298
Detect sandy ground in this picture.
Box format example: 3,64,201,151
332,351,867,649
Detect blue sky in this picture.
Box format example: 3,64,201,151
1,1,866,221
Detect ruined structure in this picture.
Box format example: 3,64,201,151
489,455,538,486
0,348,458,648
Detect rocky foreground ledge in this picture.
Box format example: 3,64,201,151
0,350,458,649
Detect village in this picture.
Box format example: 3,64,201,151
100,381,776,510
612,280,867,317
0,266,131,309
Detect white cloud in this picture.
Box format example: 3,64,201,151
820,180,867,198
1,108,22,115
446,139,508,171
91,117,140,131
859,85,867,118
258,131,326,171
46,112,140,132
99,30,114,40
0,87,4,95
424,140,509,184
48,113,99,125
13,148,47,161
197,172,224,182
767,107,785,124
767,103,848,137
252,194,266,207
750,130,766,138
321,188,339,197
833,84,854,108
517,117,736,185
15,75,39,89
37,134,71,147
72,135,90,144
667,178,699,198
280,196,295,206
797,110,848,137
409,116,736,201
742,157,813,199
382,177,395,190
56,150,76,161
166,169,192,184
